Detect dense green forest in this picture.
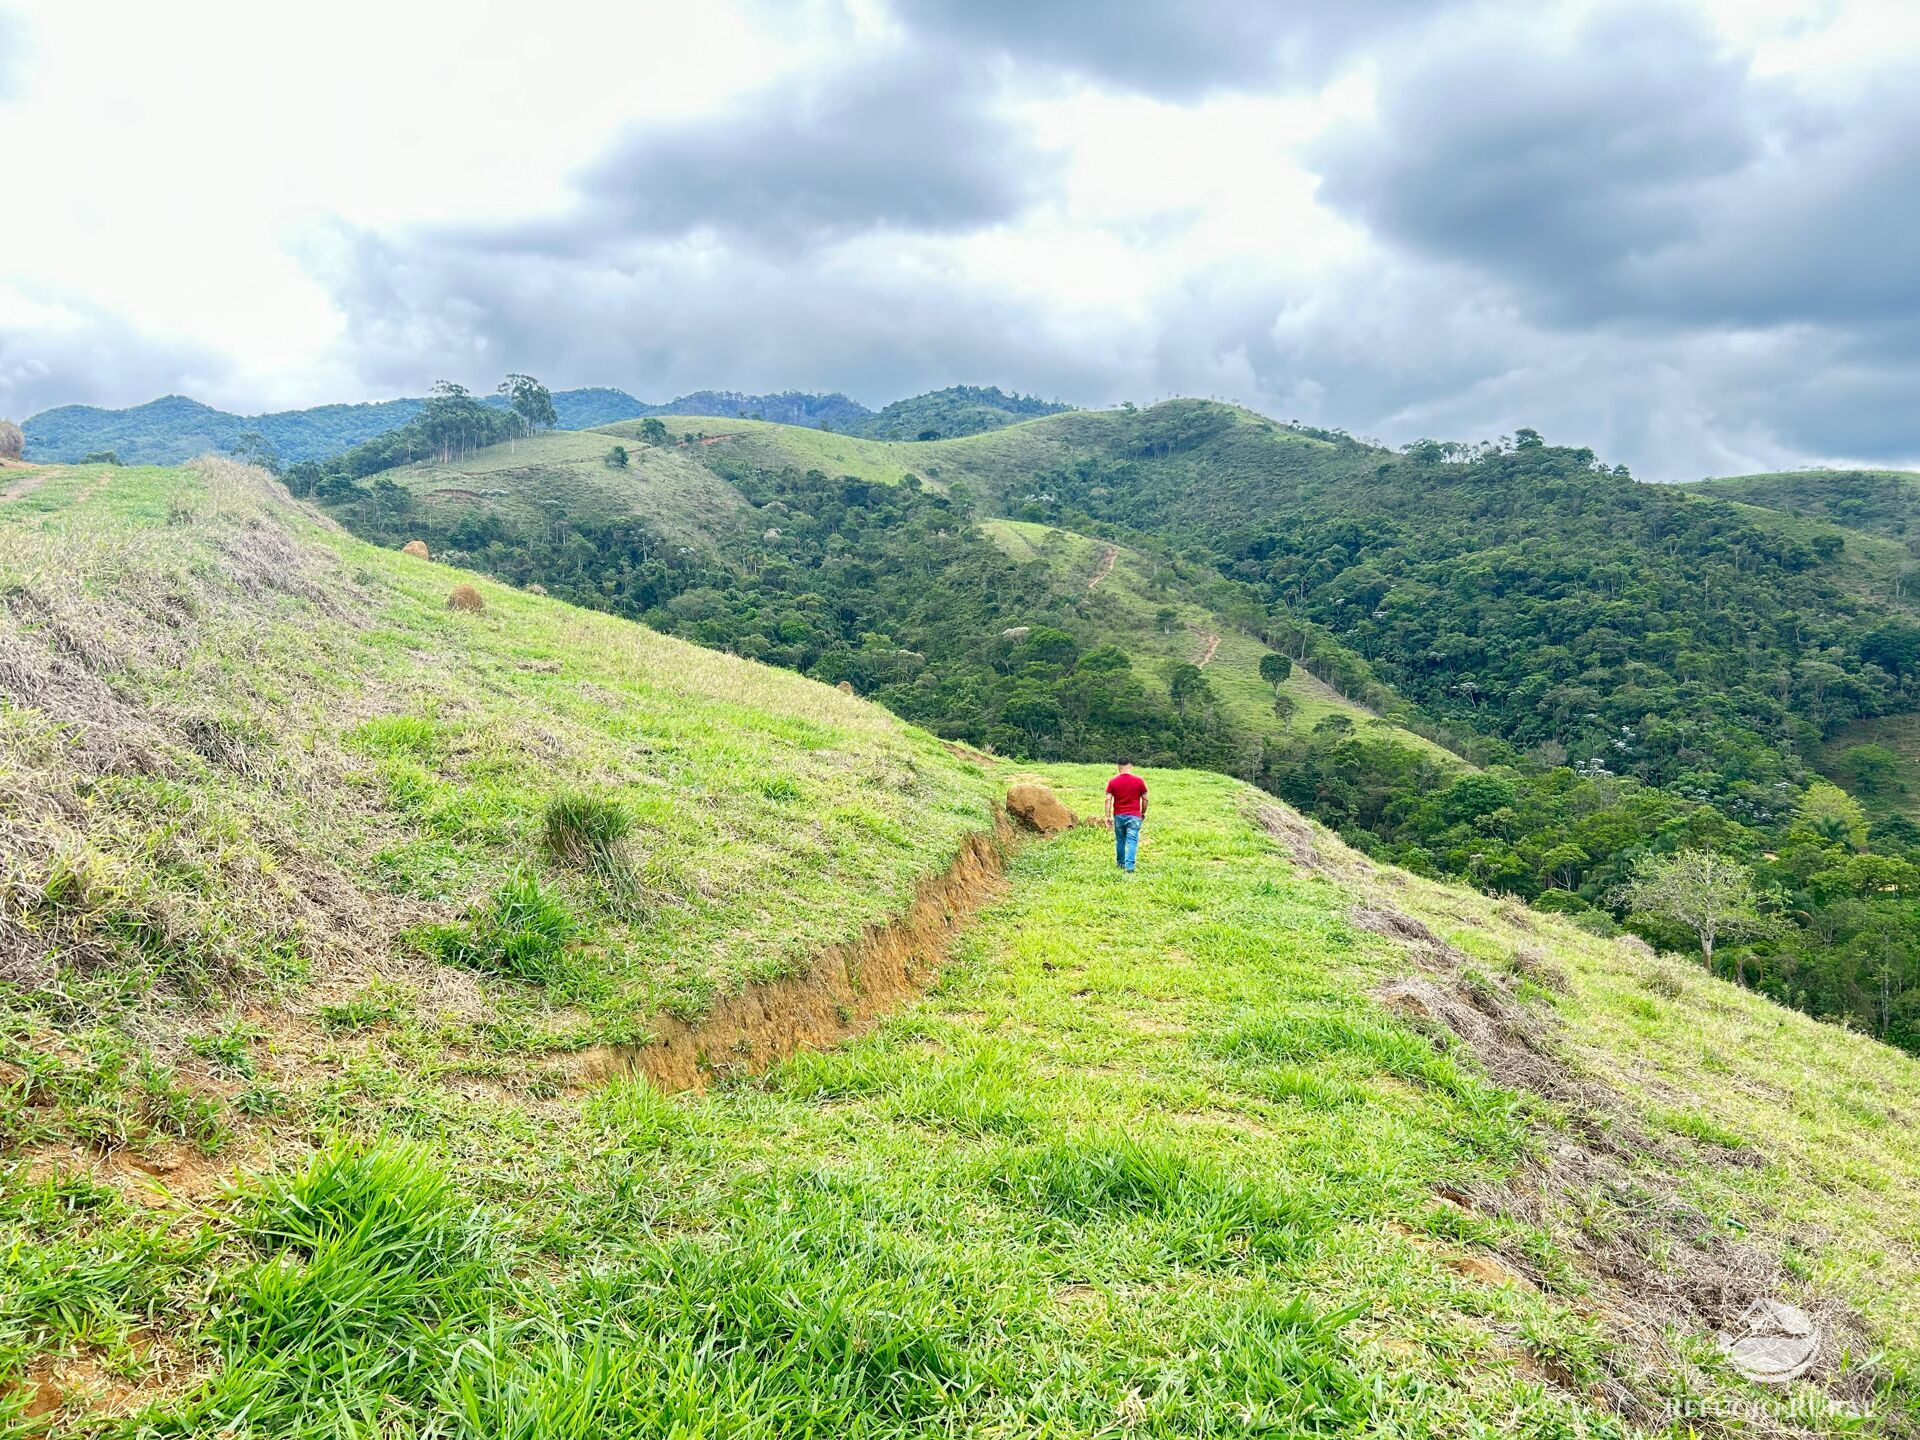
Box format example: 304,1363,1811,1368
288,396,1920,1052
850,386,1072,440
1692,468,1920,544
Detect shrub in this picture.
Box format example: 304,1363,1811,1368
0,419,22,460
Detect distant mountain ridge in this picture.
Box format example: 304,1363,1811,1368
20,384,1074,464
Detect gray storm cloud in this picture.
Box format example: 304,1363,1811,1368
11,0,1919,483
889,0,1437,98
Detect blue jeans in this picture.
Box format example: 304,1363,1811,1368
1113,814,1141,871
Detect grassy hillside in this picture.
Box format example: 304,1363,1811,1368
6,596,1919,1440
371,429,751,552
979,519,1457,764
303,403,1920,1052
0,458,996,1109
601,415,936,487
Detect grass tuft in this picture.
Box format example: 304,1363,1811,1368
428,873,577,983
543,790,634,867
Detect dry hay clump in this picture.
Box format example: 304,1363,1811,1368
1250,801,1376,879
1350,901,1467,967
401,539,430,560
1005,782,1075,835
835,679,855,695
1250,801,1323,872
446,584,485,612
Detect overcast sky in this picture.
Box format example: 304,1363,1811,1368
2,0,1916,480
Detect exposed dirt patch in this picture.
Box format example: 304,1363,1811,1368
23,1141,236,1209
1086,545,1117,592
0,465,50,503
568,813,1015,1091
1192,629,1221,668
1006,781,1075,834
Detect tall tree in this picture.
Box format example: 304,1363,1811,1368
228,430,281,473
1617,849,1777,984
499,374,558,445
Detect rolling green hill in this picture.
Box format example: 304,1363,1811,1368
978,518,1459,764
293,403,1920,1054
20,386,1072,468
368,427,752,555
846,385,1073,440
2,460,1917,1435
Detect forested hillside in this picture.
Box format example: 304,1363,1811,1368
849,385,1072,440
20,384,1069,465
18,390,642,466
1693,468,1920,544
279,400,1920,1052
20,394,426,467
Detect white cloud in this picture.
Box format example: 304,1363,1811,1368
2,0,1917,480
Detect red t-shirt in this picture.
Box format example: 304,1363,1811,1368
1107,772,1148,817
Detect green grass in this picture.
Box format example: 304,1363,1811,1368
7,461,1920,1435
11,768,1919,1433
1691,468,1920,547
0,456,997,1154
979,519,1460,762
380,429,750,547
603,401,1325,509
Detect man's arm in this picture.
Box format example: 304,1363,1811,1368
1103,786,1115,826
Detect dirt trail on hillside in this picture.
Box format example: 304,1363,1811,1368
1194,629,1221,667
0,465,49,503
1086,546,1117,592
569,810,1016,1091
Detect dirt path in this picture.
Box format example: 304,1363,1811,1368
1086,545,1117,592
0,464,49,503
1195,629,1221,668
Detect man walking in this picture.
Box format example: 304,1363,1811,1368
1104,761,1148,873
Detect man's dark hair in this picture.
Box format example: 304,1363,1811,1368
1118,759,1132,767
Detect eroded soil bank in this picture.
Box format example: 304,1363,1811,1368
571,811,1016,1090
